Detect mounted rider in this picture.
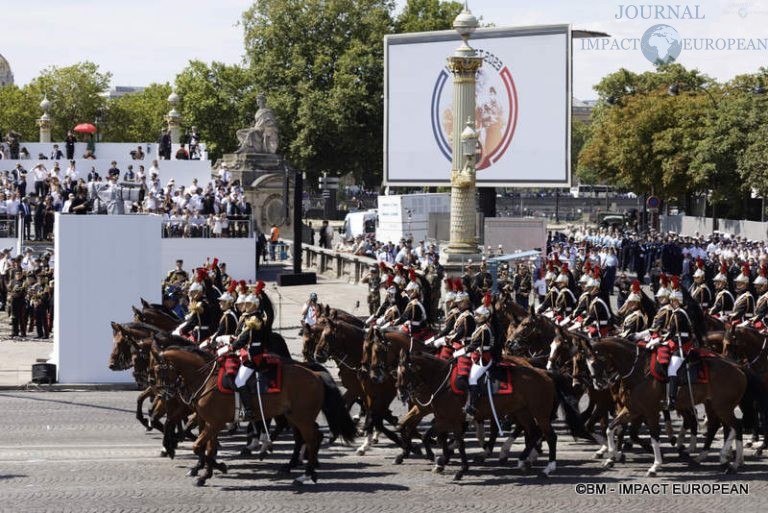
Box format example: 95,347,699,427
553,264,577,323
453,293,497,415
619,280,648,339
651,277,694,410
173,269,216,342
202,282,240,350
730,264,754,324
750,265,768,331
425,278,458,347
428,281,475,356
361,262,383,315
393,269,429,340
221,293,267,419
473,258,494,300
581,266,612,338
536,262,559,314
709,263,735,318
367,276,401,328
689,258,712,309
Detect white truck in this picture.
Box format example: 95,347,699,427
376,193,451,243
341,210,378,241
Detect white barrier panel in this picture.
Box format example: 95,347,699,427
160,237,256,283
0,238,17,256
0,159,213,193
13,142,208,162
52,214,161,384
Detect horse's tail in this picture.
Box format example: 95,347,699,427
549,371,594,442
739,367,766,433
318,373,357,444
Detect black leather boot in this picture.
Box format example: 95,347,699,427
465,385,481,415
667,375,679,410
238,386,254,420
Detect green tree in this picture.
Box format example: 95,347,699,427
102,83,172,143
174,61,256,160
0,85,38,140
26,62,112,140
241,0,393,183
394,0,463,33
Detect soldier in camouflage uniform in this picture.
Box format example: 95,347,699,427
28,273,50,339
8,269,26,337
425,254,445,320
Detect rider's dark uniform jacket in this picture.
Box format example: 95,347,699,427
689,283,712,308
663,306,694,352
436,307,459,338
709,289,735,316
731,290,755,321
554,287,577,316
465,323,500,360
620,309,648,338
536,286,559,314
572,292,591,318
649,304,673,334
179,299,216,342
231,312,267,366
473,271,494,295
584,296,611,328
212,308,239,338
753,291,768,324
450,310,476,345
397,298,427,330
375,301,401,323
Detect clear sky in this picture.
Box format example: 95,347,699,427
2,0,767,99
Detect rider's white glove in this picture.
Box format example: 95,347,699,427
365,315,375,325
646,338,660,350
216,345,230,356
199,340,210,349
171,326,182,336
433,336,447,348
380,321,391,329
453,348,466,358
424,336,435,346
215,335,233,346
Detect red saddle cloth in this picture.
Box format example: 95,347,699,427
449,361,514,396
216,354,282,394
641,343,712,384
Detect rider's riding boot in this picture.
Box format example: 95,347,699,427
465,385,481,415
238,386,254,420
667,375,679,410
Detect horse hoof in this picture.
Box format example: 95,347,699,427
216,463,228,474
622,441,634,450
724,464,738,475
167,449,175,460
669,436,677,447
195,478,206,487
473,455,486,463
619,453,626,464
603,459,614,469
187,468,199,477
453,471,464,481
356,448,366,456
394,454,404,465
745,440,753,448
159,450,168,458
433,465,444,474
538,471,550,479
677,449,690,460
756,448,764,457
498,456,508,465
593,451,604,459
239,448,252,457
646,469,657,478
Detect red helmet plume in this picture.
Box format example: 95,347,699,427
561,262,569,272
696,258,705,269
254,280,265,294
482,292,492,308
408,268,417,282
379,261,388,272
195,268,207,283
742,264,751,276
386,274,394,287
444,278,453,292
454,278,463,292
210,257,219,269
670,275,680,290
592,265,601,279
659,273,668,287
584,261,592,272
227,281,237,293
631,279,641,294
720,262,728,275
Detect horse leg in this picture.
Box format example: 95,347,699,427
136,387,153,429
279,428,304,475
694,410,721,465
433,433,450,473
604,408,630,468
188,423,211,479
394,406,425,464
481,420,499,462
539,425,558,478
516,426,535,473
292,422,320,485
646,418,663,477
356,414,374,455
453,434,469,481
422,424,436,462
499,424,523,463
720,412,743,473
663,408,676,446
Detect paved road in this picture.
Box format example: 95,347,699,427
0,390,766,513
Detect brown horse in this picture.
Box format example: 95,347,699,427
396,350,589,479
154,345,355,486
583,337,747,475
314,318,401,456
494,291,529,333
133,305,181,332
505,310,557,358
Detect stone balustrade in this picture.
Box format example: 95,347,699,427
279,239,374,284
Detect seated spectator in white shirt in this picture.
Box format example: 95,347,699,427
61,193,75,213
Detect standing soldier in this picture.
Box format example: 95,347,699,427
8,269,26,337
361,263,382,316
426,254,445,320
462,261,476,306
29,273,50,339
689,258,712,309
512,262,533,309
164,259,189,286
473,258,493,300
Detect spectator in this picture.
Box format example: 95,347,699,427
65,161,78,183
19,147,29,159
107,161,120,179
256,230,267,268
50,144,64,160
87,166,100,182
65,131,76,160
159,129,172,160
124,165,135,182
133,145,145,160
175,144,189,160
218,163,231,186
32,164,47,197
269,223,280,260
61,193,75,213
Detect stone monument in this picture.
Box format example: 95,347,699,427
220,93,293,233
37,96,52,143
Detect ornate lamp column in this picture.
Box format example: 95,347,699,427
165,90,182,144
444,2,482,260
37,96,52,143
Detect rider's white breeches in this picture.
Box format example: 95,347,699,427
235,366,255,388
669,355,684,377
469,361,491,386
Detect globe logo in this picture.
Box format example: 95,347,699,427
641,24,682,64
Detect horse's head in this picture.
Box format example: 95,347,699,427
314,318,336,364
109,322,134,371
395,348,416,403
152,343,183,401
132,306,145,323
506,314,540,355
367,328,392,385
721,322,739,361
301,320,323,362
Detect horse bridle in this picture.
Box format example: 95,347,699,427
399,358,452,408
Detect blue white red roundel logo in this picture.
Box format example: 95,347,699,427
431,50,518,170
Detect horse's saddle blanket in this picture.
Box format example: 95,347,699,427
449,362,514,396
648,347,716,384
217,355,282,395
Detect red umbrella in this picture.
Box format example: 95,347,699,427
73,123,97,134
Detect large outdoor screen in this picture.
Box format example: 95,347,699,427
384,24,571,187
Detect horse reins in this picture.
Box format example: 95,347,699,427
406,362,452,408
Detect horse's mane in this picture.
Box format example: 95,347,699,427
121,321,163,334
163,344,215,362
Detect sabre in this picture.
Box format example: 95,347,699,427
677,332,699,422
272,284,282,333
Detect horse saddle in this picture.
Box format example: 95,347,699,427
250,355,283,394
217,355,240,395
648,346,713,384
449,362,514,396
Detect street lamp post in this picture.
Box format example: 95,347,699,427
444,2,483,262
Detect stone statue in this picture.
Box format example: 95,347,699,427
236,93,279,154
